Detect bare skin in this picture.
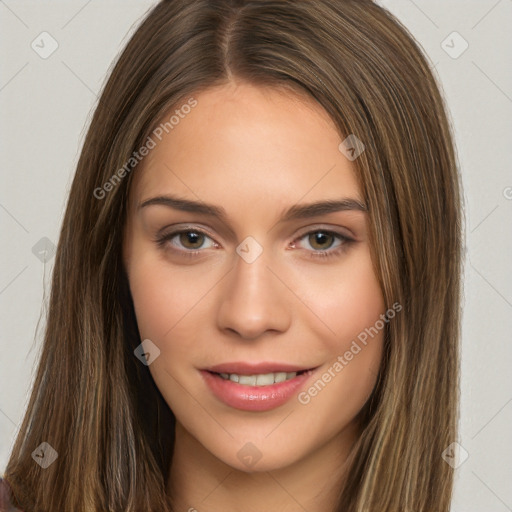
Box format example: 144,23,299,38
123,81,385,512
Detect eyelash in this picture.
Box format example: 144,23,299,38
154,227,353,261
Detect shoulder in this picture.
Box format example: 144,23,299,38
0,477,24,511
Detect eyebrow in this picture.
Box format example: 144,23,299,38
138,194,367,223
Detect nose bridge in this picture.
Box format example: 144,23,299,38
216,241,291,339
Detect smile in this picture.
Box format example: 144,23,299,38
217,371,303,386
200,363,317,412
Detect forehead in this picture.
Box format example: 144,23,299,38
129,82,362,214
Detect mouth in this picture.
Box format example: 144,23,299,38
200,362,318,412
207,369,311,386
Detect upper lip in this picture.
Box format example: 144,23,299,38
204,362,316,375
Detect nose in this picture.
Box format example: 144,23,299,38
216,248,292,340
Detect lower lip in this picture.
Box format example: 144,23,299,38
200,370,315,412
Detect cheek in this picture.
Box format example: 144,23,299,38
291,250,385,417
295,332,384,453
127,259,209,410
294,247,385,349
126,252,224,404
127,252,218,342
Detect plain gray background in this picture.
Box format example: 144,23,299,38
1,1,511,510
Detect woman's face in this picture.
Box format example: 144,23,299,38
123,81,385,472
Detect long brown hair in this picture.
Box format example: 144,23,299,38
4,1,462,510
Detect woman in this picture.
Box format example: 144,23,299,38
2,0,463,510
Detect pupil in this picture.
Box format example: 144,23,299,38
181,232,203,248
310,232,332,250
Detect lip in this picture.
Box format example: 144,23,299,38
200,363,318,412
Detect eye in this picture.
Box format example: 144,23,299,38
155,228,218,254
292,229,353,259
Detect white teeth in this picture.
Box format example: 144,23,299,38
255,373,274,386
239,375,257,385
219,371,298,386
274,372,287,383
